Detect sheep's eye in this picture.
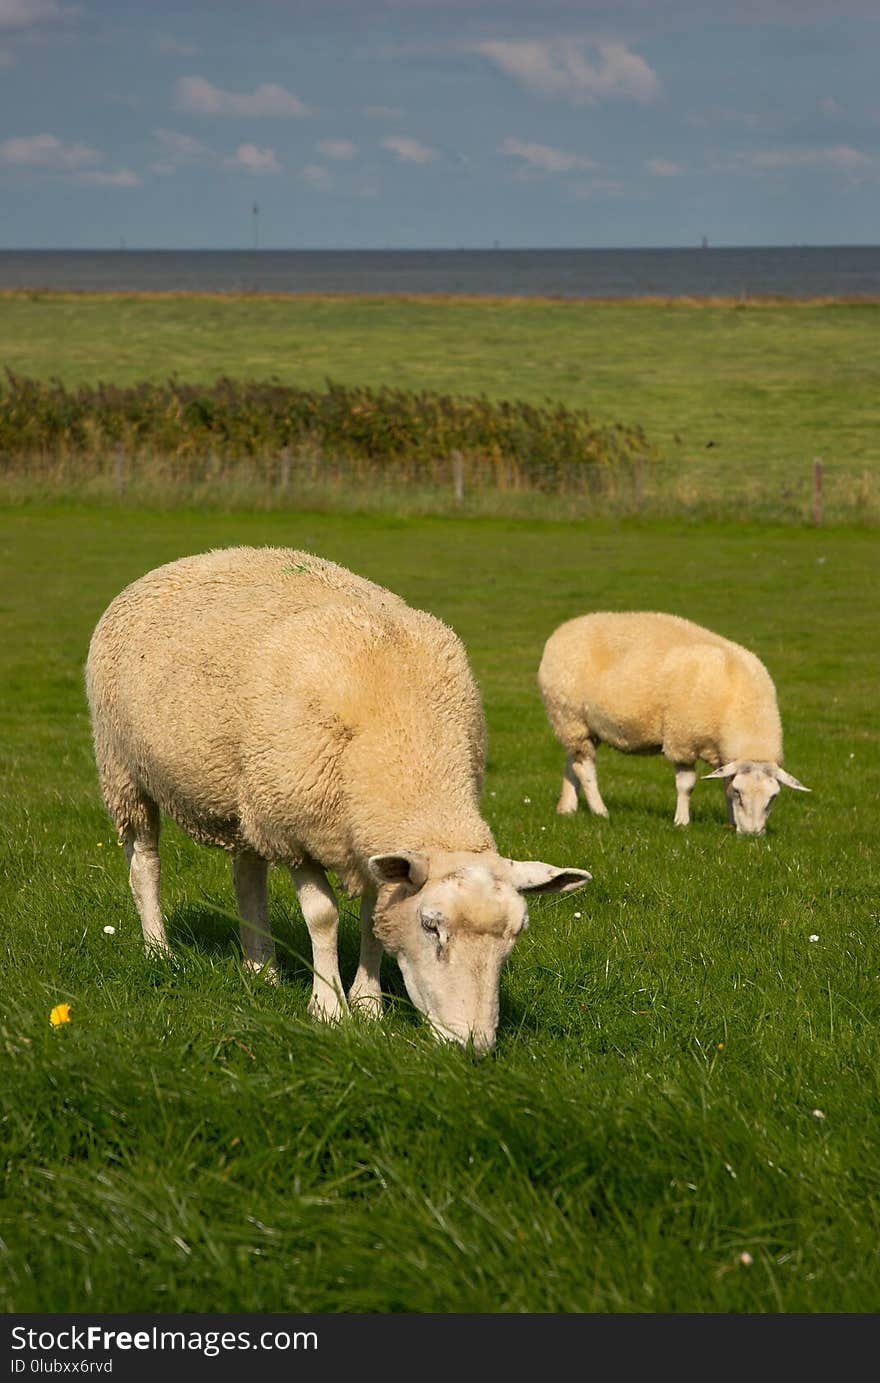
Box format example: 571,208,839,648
421,914,441,936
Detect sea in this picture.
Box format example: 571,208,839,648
1,245,879,299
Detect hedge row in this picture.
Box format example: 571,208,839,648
0,372,653,493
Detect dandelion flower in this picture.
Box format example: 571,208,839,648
96,841,103,848
49,1003,72,1026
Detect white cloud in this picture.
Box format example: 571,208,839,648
317,138,357,161
302,162,332,190
151,128,212,175
0,131,139,186
153,129,281,177
380,134,437,164
473,38,661,106
77,168,141,187
0,132,100,169
0,0,74,29
155,34,200,58
174,76,312,118
733,144,876,178
228,143,281,174
645,157,684,176
501,137,594,173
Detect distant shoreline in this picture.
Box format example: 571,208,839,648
4,287,880,307
3,289,880,309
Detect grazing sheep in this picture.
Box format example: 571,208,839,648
537,611,809,835
86,547,591,1052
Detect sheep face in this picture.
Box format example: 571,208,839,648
726,764,780,835
704,760,810,835
369,851,591,1053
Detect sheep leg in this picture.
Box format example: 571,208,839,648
556,755,581,814
290,861,348,1022
570,747,609,818
348,890,384,1018
673,764,697,826
233,850,278,980
122,807,169,956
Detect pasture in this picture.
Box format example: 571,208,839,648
2,292,879,520
1,503,877,1313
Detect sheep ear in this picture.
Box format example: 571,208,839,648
507,861,592,894
775,767,811,792
703,762,740,780
368,851,429,890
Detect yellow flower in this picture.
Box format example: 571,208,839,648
49,1002,72,1026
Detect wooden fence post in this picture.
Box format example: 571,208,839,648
451,449,464,505
279,446,291,493
812,457,823,526
113,443,126,499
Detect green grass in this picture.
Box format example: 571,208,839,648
2,293,879,519
1,503,878,1312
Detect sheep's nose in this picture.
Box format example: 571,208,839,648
429,1020,496,1057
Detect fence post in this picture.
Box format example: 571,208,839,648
633,454,644,512
812,457,823,526
451,449,464,505
113,442,126,499
279,446,291,493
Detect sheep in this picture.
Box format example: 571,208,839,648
537,611,809,835
85,546,591,1053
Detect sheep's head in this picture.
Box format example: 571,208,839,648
367,849,591,1053
703,760,810,834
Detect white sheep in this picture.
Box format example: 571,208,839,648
86,546,591,1052
537,611,809,834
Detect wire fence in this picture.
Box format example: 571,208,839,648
3,441,876,524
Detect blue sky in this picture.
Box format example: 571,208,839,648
1,0,879,249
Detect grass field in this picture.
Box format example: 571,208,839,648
2,293,879,520
1,503,878,1313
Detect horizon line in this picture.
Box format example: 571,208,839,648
2,241,880,254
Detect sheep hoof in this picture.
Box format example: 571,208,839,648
144,939,173,960
307,991,347,1023
348,989,384,1020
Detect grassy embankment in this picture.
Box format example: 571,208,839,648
1,505,878,1312
1,292,878,520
